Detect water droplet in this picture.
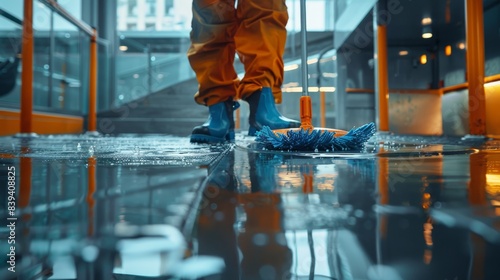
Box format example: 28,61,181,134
252,233,268,246
81,245,99,262
347,217,357,225
354,209,364,218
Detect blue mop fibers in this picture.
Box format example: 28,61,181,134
255,122,376,151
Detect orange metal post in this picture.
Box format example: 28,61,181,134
377,25,389,131
465,0,486,135
88,28,98,132
20,0,34,134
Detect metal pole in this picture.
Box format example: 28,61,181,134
20,0,33,134
88,28,98,132
374,4,389,132
300,0,308,96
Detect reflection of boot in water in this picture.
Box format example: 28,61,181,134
206,149,238,192
238,152,292,279
248,152,283,193
196,149,240,279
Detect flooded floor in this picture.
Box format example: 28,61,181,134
0,133,499,279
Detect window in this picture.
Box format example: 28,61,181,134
127,23,137,30
146,0,156,16
128,0,137,16
165,0,174,15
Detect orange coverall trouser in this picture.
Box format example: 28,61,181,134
187,0,288,106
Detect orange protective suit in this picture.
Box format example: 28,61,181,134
187,0,288,106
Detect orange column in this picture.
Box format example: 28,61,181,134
20,0,34,134
465,0,486,135
88,28,98,132
376,25,389,131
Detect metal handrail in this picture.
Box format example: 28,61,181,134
38,0,93,36
20,0,98,135
0,8,23,26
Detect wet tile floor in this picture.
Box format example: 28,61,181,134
0,133,499,279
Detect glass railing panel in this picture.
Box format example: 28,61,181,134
0,17,22,106
485,1,500,77
0,2,23,20
333,0,376,49
0,0,99,116
115,49,194,106
0,2,23,107
115,51,150,106
29,5,89,114
51,12,85,113
31,2,54,110
286,0,334,32
98,41,111,111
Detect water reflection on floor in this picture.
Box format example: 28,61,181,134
0,133,499,279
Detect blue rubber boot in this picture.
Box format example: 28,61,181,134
190,98,239,143
245,87,300,136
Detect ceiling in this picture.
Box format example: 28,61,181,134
386,0,465,47
339,0,499,51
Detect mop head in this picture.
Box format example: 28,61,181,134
255,122,376,151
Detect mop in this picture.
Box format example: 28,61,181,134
255,0,375,151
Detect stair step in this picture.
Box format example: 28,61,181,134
97,117,206,136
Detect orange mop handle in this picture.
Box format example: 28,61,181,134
300,96,313,130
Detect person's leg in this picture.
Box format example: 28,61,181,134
234,0,300,136
188,0,238,106
188,0,240,143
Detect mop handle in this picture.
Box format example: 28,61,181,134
300,0,308,97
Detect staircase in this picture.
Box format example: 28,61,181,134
97,78,206,136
